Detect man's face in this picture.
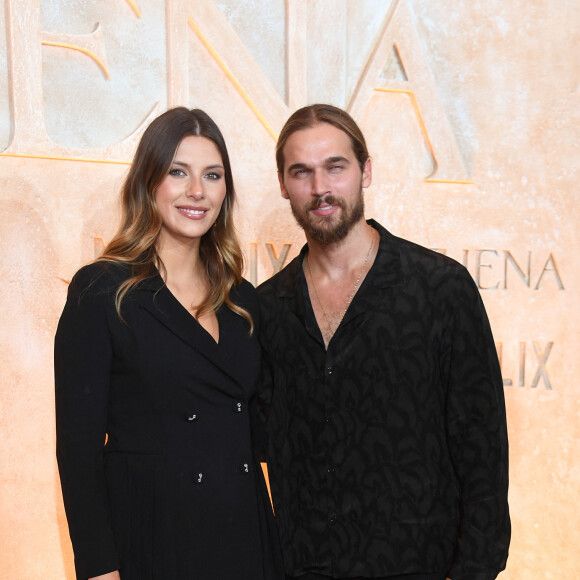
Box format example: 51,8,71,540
279,123,372,245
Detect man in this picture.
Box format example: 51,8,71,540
257,104,510,580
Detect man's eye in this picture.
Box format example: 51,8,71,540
328,165,343,172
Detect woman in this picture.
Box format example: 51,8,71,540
55,107,281,580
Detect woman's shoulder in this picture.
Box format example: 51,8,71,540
237,277,257,294
67,261,131,298
230,278,258,312
231,277,257,297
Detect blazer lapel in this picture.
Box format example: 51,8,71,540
133,275,245,391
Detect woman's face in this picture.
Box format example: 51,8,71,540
155,135,227,248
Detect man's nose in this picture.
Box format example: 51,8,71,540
311,170,329,196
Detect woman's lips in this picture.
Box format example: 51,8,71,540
177,206,209,219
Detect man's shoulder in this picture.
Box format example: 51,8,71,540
376,222,466,277
396,235,463,272
370,220,473,294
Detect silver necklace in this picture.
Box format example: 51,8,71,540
306,236,375,343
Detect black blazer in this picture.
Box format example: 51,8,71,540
55,262,281,580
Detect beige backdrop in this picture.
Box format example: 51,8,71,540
0,0,578,578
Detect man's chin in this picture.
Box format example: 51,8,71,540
291,203,363,245
306,222,350,245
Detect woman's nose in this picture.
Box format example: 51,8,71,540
187,177,204,199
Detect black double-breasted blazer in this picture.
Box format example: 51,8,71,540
55,262,281,580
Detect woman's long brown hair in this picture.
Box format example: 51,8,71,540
98,107,252,331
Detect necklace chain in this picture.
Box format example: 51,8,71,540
306,235,375,344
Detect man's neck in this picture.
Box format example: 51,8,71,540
305,219,378,280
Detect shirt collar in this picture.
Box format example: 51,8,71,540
274,218,404,298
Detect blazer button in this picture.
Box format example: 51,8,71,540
194,472,204,484
185,412,199,422
233,402,244,413
241,462,250,474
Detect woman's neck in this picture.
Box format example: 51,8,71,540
156,237,205,287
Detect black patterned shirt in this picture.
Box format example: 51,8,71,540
257,220,510,580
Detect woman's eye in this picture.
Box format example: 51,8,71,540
169,168,186,176
205,172,222,180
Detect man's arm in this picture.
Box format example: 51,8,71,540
442,268,510,580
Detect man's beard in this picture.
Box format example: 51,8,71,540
290,188,365,245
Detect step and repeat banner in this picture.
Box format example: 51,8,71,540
0,0,578,577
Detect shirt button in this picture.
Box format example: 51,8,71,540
241,462,250,474
233,402,244,413
324,416,331,424
326,367,333,375
329,514,337,526
195,472,203,484
185,412,199,422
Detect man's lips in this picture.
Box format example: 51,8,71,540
308,196,344,215
311,203,335,215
